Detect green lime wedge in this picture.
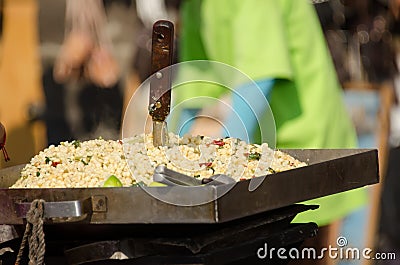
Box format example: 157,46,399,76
148,181,167,187
103,175,123,187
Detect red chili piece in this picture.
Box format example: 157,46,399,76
51,161,61,167
212,140,225,147
199,162,213,167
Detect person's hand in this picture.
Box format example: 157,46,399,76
189,116,224,138
188,95,231,137
54,0,120,88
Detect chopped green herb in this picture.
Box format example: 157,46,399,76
36,171,40,177
132,181,145,187
268,167,277,174
79,156,92,165
45,157,51,164
248,152,261,161
194,174,200,178
72,140,81,148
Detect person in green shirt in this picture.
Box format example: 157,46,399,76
173,0,367,249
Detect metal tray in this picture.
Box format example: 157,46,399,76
0,149,379,225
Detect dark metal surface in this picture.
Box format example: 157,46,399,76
149,20,174,146
62,205,318,265
0,205,318,265
62,224,317,265
0,149,379,225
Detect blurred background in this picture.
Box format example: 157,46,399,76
0,0,400,264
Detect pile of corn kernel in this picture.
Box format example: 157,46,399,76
11,133,306,188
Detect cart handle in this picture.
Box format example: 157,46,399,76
15,200,87,220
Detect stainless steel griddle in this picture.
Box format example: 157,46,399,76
0,148,378,225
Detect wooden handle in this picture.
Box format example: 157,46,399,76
149,20,174,122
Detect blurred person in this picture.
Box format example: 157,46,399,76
38,0,135,145
173,0,367,263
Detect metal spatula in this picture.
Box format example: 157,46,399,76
153,165,236,186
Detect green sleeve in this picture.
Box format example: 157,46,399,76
180,0,208,61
